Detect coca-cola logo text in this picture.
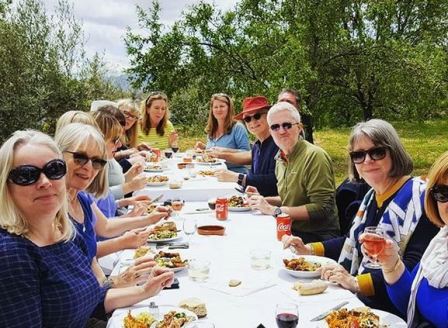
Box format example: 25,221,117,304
277,223,290,231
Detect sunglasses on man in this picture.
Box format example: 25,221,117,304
430,184,448,203
8,159,67,186
269,122,299,132
64,151,107,170
243,112,266,123
349,146,387,164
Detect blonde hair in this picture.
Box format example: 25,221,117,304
141,92,169,137
55,123,108,198
92,110,123,143
425,151,448,227
118,99,140,148
0,130,73,239
55,110,97,135
205,93,236,138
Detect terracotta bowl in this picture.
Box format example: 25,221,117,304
177,162,188,169
197,225,225,236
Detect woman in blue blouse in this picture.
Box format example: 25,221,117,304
0,130,174,327
195,93,250,173
362,151,448,328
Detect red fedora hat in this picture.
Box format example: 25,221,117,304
234,96,271,120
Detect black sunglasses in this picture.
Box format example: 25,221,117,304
243,112,266,123
349,146,388,164
269,122,299,132
8,159,66,186
430,185,448,203
64,151,107,170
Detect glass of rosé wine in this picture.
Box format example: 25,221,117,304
362,226,386,269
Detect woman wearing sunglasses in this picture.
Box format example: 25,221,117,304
0,130,174,327
248,101,340,242
138,92,178,150
213,96,279,196
360,152,447,328
195,93,250,173
283,119,438,316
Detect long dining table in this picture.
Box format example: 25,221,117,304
106,201,407,327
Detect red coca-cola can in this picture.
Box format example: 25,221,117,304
276,213,291,241
215,197,228,220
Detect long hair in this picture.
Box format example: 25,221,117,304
140,92,169,137
55,111,97,136
205,93,235,138
0,130,73,240
425,151,448,227
117,99,140,148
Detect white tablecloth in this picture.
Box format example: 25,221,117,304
134,157,237,202
107,202,377,328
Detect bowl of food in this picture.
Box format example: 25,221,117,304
197,225,225,236
169,180,183,189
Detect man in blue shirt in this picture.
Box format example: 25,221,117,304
214,96,279,196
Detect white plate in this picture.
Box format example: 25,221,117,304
107,305,197,328
314,309,406,327
144,168,164,173
147,181,168,186
228,206,251,212
193,158,225,166
147,235,182,243
282,255,336,278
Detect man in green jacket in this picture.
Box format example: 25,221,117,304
247,101,340,243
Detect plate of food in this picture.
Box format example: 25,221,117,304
147,222,181,242
282,255,336,278
228,195,251,212
197,169,216,177
154,250,188,272
110,305,197,328
144,163,164,173
321,307,406,328
146,175,169,186
193,156,225,166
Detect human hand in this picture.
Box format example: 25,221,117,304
115,257,156,287
168,131,178,146
194,141,206,150
127,175,146,192
146,210,170,225
214,169,238,182
247,194,274,215
125,162,144,181
245,185,260,196
359,233,400,270
120,228,152,249
281,235,312,255
321,263,359,293
142,267,175,297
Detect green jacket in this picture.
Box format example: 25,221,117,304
275,140,340,235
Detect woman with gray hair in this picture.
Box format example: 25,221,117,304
0,130,174,327
283,119,439,315
248,101,340,242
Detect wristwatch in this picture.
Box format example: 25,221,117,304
237,173,245,186
273,207,283,218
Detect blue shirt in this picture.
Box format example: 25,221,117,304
71,191,98,262
96,191,117,219
245,135,278,196
206,122,250,173
387,263,448,328
0,229,107,327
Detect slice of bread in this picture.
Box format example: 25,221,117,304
179,297,207,318
293,279,328,295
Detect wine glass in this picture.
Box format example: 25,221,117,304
275,303,298,328
171,141,179,153
183,218,197,242
362,226,386,269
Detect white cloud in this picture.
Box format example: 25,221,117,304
44,0,239,73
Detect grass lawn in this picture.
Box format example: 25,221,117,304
179,120,447,185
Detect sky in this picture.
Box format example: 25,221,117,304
44,0,240,73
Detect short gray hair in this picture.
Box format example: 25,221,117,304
0,130,73,239
267,101,301,125
348,119,413,181
55,123,109,198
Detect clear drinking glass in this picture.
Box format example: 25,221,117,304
275,303,298,328
250,249,271,270
183,218,197,242
188,259,210,282
362,226,386,269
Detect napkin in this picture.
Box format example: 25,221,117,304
200,277,276,297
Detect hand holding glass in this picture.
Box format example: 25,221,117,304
362,226,386,269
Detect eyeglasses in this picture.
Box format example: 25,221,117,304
269,122,299,132
64,151,107,170
112,137,121,146
349,147,387,164
8,159,66,186
123,111,139,120
243,112,266,123
430,184,448,203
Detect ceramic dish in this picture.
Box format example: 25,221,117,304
282,255,336,278
197,225,225,236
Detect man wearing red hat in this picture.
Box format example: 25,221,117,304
214,96,279,196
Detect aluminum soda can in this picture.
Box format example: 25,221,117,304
215,197,228,220
276,213,291,241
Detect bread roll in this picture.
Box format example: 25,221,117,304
228,279,242,287
179,297,207,318
293,279,328,295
